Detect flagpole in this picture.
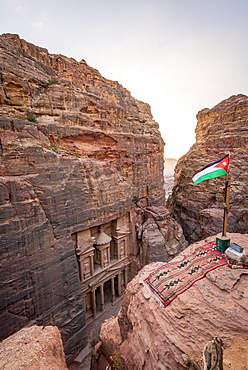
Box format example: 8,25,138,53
222,173,230,237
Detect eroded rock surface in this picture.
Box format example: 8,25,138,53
167,94,248,243
0,33,186,360
98,233,248,370
0,325,68,370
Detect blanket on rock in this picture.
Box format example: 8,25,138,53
143,241,228,307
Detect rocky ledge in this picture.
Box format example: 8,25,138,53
97,233,248,370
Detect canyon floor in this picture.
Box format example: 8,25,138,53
69,300,123,370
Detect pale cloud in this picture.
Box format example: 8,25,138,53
32,12,48,29
14,5,25,12
6,0,26,14
33,21,43,28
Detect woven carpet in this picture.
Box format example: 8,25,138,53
143,241,228,308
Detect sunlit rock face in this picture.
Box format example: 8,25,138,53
0,33,186,360
167,94,248,243
0,325,68,370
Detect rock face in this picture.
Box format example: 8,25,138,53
139,206,187,267
0,33,186,360
0,325,68,370
98,233,248,370
168,94,248,243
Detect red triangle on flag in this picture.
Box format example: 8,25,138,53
215,155,229,172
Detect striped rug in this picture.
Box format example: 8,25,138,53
143,241,228,307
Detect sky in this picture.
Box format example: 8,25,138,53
1,0,248,159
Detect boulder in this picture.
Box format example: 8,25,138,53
0,325,68,370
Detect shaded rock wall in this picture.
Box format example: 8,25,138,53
0,33,186,359
167,94,248,243
98,233,248,370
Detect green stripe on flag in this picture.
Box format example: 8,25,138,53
193,168,228,185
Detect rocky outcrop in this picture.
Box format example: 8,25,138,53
0,33,186,360
139,206,187,266
0,325,68,370
167,94,248,243
97,233,248,370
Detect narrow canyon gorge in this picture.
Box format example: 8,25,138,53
0,34,247,370
0,33,186,365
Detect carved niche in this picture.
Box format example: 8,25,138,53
111,215,130,260
75,229,95,281
94,226,111,269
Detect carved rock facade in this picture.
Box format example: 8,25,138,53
168,94,248,243
0,33,186,361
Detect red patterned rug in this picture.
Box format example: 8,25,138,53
143,241,228,308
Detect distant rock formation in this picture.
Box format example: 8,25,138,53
167,94,248,243
0,325,68,370
0,33,186,361
97,233,248,370
164,158,177,199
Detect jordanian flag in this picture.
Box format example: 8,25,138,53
192,154,229,185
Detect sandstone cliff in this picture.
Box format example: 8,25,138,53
167,94,248,243
97,233,248,370
0,33,186,360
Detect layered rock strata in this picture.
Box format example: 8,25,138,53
168,94,248,243
97,233,248,370
0,33,186,360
